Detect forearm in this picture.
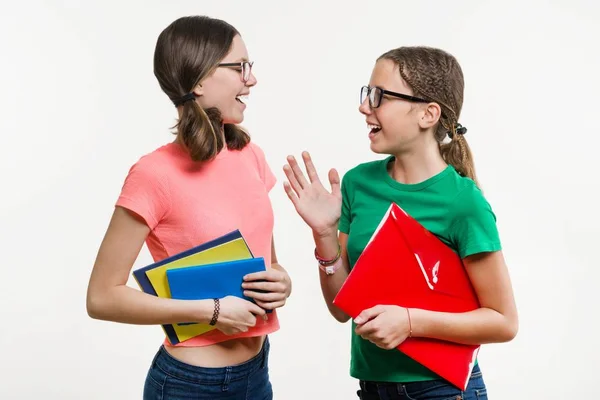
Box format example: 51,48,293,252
410,307,518,345
87,284,213,325
314,230,350,322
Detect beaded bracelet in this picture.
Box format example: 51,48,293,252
315,243,342,275
314,243,341,266
209,298,220,326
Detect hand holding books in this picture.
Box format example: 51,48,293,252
353,305,413,350
209,296,267,336
242,268,292,311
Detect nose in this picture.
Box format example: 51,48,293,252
246,71,257,87
358,96,371,116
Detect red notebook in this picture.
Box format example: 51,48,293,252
333,203,480,390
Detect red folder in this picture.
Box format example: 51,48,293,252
333,203,480,390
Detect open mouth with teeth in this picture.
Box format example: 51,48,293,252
236,95,248,104
368,124,382,134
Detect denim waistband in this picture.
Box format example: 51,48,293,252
152,337,270,385
360,363,481,394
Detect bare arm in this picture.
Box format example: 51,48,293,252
270,236,292,298
314,230,351,323
410,250,518,344
86,207,213,325
354,250,518,349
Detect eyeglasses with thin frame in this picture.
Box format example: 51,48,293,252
218,61,254,82
360,85,429,108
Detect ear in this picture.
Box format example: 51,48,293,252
418,102,442,130
191,83,203,97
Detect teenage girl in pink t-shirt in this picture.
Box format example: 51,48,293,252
86,15,292,400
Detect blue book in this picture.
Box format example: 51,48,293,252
130,230,255,344
166,257,272,317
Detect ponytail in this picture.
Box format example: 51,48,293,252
175,100,251,162
438,123,479,187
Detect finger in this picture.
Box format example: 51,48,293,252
245,300,267,316
244,270,283,282
244,290,286,302
354,306,384,325
283,181,299,205
243,280,284,292
301,151,321,184
286,155,309,189
256,300,285,310
243,271,271,282
329,168,341,198
283,164,303,195
354,319,378,336
373,340,390,350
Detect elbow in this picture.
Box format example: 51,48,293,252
498,315,519,342
331,308,351,323
86,295,101,320
86,290,108,320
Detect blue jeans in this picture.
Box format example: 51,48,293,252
143,337,272,400
357,364,487,400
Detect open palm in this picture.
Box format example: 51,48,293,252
283,151,342,236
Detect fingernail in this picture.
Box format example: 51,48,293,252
354,317,363,324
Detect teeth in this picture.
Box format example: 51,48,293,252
368,124,381,130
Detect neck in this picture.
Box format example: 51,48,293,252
389,139,447,185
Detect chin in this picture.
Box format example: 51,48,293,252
369,141,388,155
223,114,244,125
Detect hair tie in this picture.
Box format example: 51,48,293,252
171,92,197,107
448,123,467,139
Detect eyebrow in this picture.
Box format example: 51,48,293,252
222,57,249,63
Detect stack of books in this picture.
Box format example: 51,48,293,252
132,230,266,345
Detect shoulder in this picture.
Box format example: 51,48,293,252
238,140,268,164
122,143,176,186
450,175,495,222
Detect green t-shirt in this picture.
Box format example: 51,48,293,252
338,156,502,383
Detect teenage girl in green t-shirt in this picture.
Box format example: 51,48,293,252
282,46,518,399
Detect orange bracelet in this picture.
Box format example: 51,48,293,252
406,307,412,338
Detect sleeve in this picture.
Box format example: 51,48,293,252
115,160,171,230
338,173,352,234
249,142,277,192
449,187,502,259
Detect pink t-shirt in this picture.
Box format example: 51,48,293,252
115,140,280,347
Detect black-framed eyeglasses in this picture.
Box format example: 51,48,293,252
360,85,429,108
218,61,254,82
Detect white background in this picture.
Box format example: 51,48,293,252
1,0,598,399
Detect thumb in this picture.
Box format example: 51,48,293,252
329,168,341,197
247,300,267,316
354,306,383,325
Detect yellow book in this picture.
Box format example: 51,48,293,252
132,230,253,344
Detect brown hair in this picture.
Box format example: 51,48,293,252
153,16,250,162
378,46,478,186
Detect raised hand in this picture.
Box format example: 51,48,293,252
283,151,342,237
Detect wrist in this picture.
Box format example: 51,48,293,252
312,225,338,240
406,307,427,338
186,299,214,325
313,230,339,260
